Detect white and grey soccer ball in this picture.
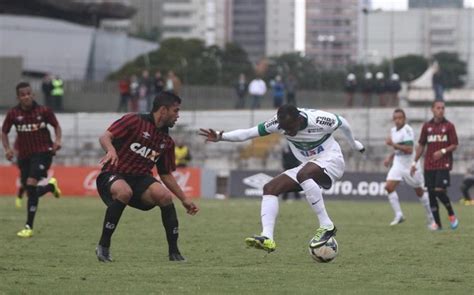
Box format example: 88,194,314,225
309,237,339,263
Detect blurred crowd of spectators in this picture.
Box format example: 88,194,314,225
233,74,298,110
117,70,181,112
344,72,402,107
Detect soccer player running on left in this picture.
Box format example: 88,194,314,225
95,91,199,263
199,104,365,252
1,82,62,238
383,109,435,229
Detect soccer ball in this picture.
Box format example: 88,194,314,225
308,237,338,263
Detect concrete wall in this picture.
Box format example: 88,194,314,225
0,57,22,109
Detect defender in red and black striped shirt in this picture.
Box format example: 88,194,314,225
412,101,459,230
1,82,62,238
95,91,199,263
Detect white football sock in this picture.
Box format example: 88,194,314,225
419,192,434,223
388,191,403,217
260,195,279,240
300,179,333,227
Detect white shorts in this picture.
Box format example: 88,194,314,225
283,152,345,187
386,165,424,188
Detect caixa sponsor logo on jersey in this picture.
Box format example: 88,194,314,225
16,122,47,132
427,134,448,143
130,143,160,162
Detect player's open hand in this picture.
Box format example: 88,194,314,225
410,165,417,176
182,199,199,215
198,128,222,142
53,141,62,152
383,157,391,168
100,149,118,166
5,149,14,161
433,150,443,160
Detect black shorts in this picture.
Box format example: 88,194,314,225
17,152,53,186
424,170,450,189
96,171,158,211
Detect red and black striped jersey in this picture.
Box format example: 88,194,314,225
102,113,176,176
418,118,458,171
1,101,59,159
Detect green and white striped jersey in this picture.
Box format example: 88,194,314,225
257,108,343,163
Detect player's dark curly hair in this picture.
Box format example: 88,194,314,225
393,108,406,118
16,82,31,95
151,91,182,112
277,104,299,120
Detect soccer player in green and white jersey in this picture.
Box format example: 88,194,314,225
383,109,435,229
199,104,365,252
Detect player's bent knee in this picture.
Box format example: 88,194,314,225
263,183,278,196
114,188,133,204
295,170,312,183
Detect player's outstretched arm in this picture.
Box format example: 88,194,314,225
99,131,118,166
199,126,260,142
160,173,199,215
338,116,365,153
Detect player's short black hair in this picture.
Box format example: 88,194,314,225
431,100,445,108
16,82,31,95
277,104,299,121
393,108,406,118
151,91,182,112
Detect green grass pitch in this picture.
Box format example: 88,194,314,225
0,197,473,294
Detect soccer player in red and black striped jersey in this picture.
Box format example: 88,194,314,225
95,91,199,263
411,101,459,230
1,82,62,238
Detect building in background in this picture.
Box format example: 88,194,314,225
128,0,163,35
409,0,463,9
305,0,359,68
232,0,296,63
266,0,295,57
0,15,157,80
360,8,474,86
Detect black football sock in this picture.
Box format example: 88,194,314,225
160,203,180,254
36,184,54,197
26,185,39,229
436,191,455,216
99,200,126,248
428,190,441,227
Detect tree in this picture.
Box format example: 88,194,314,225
433,52,467,88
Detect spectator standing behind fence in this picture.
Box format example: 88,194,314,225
387,73,401,106
270,75,285,108
153,70,165,96
285,75,297,105
432,67,444,101
165,71,182,96
117,76,130,112
140,70,153,109
129,74,139,112
361,72,374,107
375,72,387,107
248,77,267,109
344,73,357,107
51,76,64,111
41,74,53,109
234,73,247,109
